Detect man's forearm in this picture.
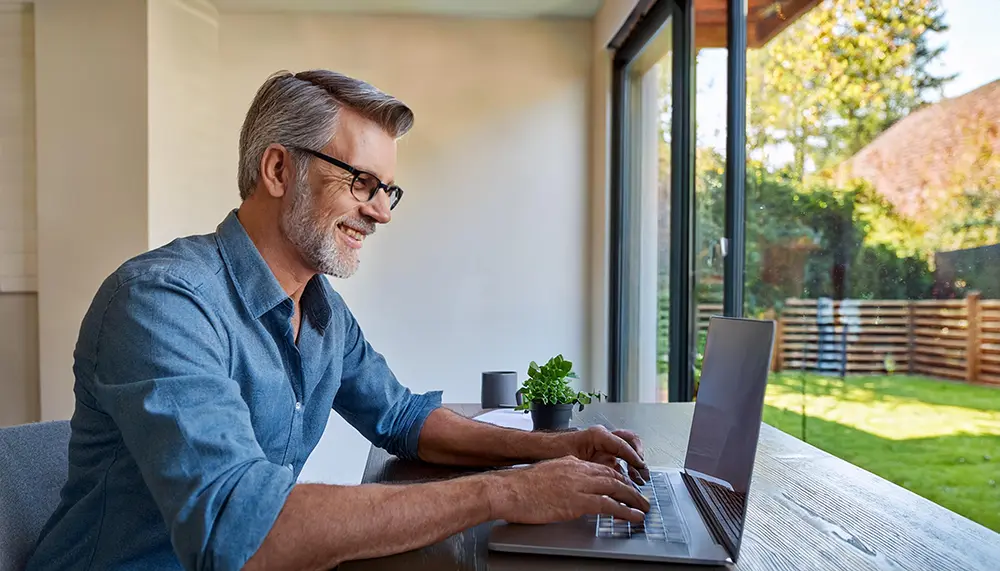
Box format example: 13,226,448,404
416,407,572,466
244,475,493,571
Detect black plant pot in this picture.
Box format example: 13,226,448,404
529,402,574,431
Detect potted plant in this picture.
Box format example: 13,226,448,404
514,355,604,431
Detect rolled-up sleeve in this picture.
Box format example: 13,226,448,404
89,275,294,571
332,305,442,460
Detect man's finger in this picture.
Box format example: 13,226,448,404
591,496,646,524
603,432,645,470
593,477,650,513
613,429,645,461
612,458,645,486
595,463,629,485
627,465,647,486
593,453,618,469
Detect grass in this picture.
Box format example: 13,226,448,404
763,372,1000,532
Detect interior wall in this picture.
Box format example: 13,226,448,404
0,3,39,427
589,0,639,394
147,0,230,249
0,294,39,426
34,0,150,421
219,12,591,483
0,3,36,294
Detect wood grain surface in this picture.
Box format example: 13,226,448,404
340,403,1000,571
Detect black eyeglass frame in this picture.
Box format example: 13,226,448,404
293,147,404,210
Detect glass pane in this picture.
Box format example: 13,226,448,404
653,54,672,402
692,21,730,400
745,0,1000,533
622,19,672,403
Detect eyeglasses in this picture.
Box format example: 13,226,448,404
295,147,404,210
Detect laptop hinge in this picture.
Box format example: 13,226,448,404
681,470,737,561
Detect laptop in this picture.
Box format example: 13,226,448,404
488,316,776,565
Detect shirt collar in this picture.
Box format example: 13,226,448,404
302,274,333,332
215,210,334,330
216,210,291,320
214,210,334,331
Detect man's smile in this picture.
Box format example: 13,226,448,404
337,222,367,249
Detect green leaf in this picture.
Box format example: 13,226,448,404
517,354,591,406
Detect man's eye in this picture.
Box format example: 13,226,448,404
353,174,378,192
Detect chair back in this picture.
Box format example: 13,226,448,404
0,421,70,571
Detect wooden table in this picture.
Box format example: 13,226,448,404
341,403,1000,571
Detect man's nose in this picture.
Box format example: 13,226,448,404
360,190,392,224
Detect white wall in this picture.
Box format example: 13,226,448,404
34,0,150,421
218,13,592,483
589,0,639,394
0,293,38,425
0,3,39,426
148,0,231,249
0,3,36,294
32,0,229,421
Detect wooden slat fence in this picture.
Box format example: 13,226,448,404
696,304,723,336
911,297,971,382
773,293,1000,387
981,299,1000,386
777,299,911,376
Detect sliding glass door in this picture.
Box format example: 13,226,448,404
610,0,694,402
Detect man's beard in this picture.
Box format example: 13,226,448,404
280,173,368,279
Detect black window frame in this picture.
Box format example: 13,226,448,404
608,0,747,402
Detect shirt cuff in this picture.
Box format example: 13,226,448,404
206,460,295,570
400,390,444,460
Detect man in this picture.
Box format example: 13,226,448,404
27,70,649,571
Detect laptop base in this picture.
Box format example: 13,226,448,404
488,469,731,566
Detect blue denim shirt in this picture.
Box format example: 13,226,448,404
26,210,442,571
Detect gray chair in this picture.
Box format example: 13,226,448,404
0,421,70,571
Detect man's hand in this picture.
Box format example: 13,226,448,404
484,456,650,525
416,408,651,484
565,426,651,484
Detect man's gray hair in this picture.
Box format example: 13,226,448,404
237,70,414,200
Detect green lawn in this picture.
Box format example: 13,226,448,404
763,373,1000,532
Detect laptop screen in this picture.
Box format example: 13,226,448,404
682,317,774,555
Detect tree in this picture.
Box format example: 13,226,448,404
747,0,953,180
691,150,937,307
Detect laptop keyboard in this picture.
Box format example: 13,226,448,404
594,471,688,544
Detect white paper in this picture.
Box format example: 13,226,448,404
472,408,534,431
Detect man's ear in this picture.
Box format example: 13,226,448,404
259,144,296,198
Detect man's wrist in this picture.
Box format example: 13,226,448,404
517,429,578,462
477,471,504,521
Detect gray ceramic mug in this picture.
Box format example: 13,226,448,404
481,371,522,409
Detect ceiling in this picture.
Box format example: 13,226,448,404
696,0,820,48
210,0,603,18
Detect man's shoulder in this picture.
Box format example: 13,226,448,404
110,232,226,295
76,233,232,381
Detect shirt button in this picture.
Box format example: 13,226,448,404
294,401,302,411
285,463,293,471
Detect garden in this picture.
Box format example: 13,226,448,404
657,0,1000,533
763,372,1000,532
